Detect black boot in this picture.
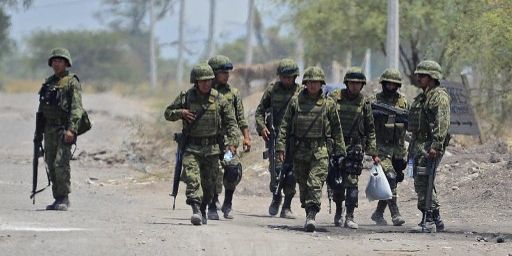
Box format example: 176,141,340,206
387,197,405,226
334,203,343,227
46,196,64,211
344,207,358,229
419,211,436,233
268,193,282,216
418,210,425,226
200,202,208,225
190,203,202,225
371,200,388,225
280,195,296,219
304,207,318,232
433,209,445,231
208,194,220,220
221,189,234,219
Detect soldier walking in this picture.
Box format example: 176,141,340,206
37,48,86,211
329,67,380,229
164,63,239,226
408,60,451,232
206,55,251,220
370,69,407,226
277,67,345,232
255,59,302,219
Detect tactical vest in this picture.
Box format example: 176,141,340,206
39,73,78,123
185,89,221,137
407,94,424,133
293,93,326,139
408,87,450,140
270,82,301,127
374,92,407,146
334,90,366,144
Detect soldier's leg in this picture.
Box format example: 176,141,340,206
207,162,222,220
268,160,282,216
381,158,405,226
221,156,243,219
43,130,59,210
181,152,203,225
293,156,310,210
344,174,359,229
304,155,328,232
280,161,297,219
332,177,346,227
52,135,72,210
214,162,223,207
201,155,219,223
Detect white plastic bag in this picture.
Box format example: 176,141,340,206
365,164,393,201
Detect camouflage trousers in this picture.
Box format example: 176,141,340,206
332,164,360,208
380,157,398,197
269,158,296,197
293,149,328,211
181,152,219,206
44,127,72,199
414,154,440,211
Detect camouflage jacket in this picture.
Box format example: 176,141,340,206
329,88,377,156
254,81,301,135
164,87,239,155
277,89,346,159
38,71,84,134
370,91,408,159
214,82,248,131
407,86,451,155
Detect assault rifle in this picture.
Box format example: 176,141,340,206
371,101,409,127
30,112,50,204
263,112,279,195
170,133,186,210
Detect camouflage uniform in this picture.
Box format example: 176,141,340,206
408,60,450,231
370,68,408,226
277,67,346,232
38,48,85,211
329,67,377,229
207,55,248,219
164,63,239,225
255,58,301,218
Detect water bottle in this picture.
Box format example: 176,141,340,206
406,158,414,178
223,150,233,162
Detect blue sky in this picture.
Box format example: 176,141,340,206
7,0,286,61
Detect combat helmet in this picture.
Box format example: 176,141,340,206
302,66,326,85
414,60,442,81
343,67,366,85
208,55,234,73
379,68,402,86
276,58,299,76
48,48,72,67
190,63,215,83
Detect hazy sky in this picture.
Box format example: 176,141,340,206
7,0,285,60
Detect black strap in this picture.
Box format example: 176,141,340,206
183,91,219,135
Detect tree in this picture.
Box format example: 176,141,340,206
0,0,32,60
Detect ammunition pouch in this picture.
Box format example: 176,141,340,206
39,84,60,106
343,144,364,175
327,156,344,191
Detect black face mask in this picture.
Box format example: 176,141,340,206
382,83,399,96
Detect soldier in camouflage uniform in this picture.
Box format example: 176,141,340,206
255,58,302,219
207,55,251,220
277,67,346,232
370,68,407,226
38,48,85,211
164,63,239,226
408,60,450,231
329,67,380,229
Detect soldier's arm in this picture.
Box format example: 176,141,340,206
428,92,451,151
221,97,240,148
328,99,346,156
255,86,272,134
234,90,249,131
364,101,378,156
276,97,295,152
67,77,84,134
164,92,186,121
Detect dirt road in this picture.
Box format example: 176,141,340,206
0,92,510,256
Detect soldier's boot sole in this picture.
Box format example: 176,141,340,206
191,214,202,226
344,219,359,229
268,201,281,216
221,204,234,219
371,212,388,226
280,208,296,219
391,215,405,226
304,220,316,232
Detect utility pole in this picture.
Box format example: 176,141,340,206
206,0,216,58
244,0,255,67
149,0,157,89
386,0,399,69
176,0,185,88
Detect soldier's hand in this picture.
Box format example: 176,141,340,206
243,137,251,152
181,109,196,123
227,145,237,155
427,148,438,159
372,155,381,164
260,128,270,142
63,130,75,144
277,151,285,162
